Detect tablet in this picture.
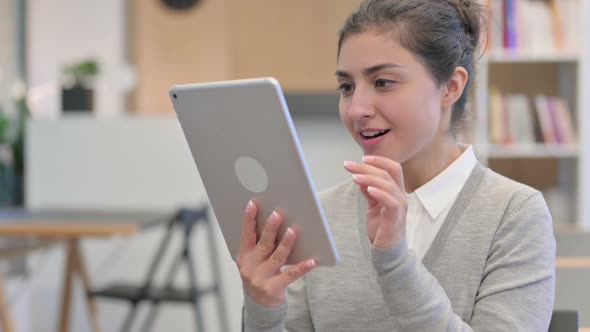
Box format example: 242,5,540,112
169,78,340,266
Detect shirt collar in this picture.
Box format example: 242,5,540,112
412,145,477,220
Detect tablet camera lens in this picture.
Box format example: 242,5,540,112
173,94,178,99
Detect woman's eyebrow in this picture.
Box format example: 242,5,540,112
362,63,404,76
335,70,352,78
335,63,405,78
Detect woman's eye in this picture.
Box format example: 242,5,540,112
337,83,354,94
375,79,396,88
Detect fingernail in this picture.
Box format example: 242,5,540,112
246,200,254,211
367,186,376,193
352,174,360,181
362,155,373,162
344,160,353,168
285,227,293,237
307,259,316,268
271,211,280,222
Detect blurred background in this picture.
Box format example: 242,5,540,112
0,0,589,331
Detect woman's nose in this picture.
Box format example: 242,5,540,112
347,89,375,119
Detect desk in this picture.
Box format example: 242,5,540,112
0,210,172,332
557,257,590,269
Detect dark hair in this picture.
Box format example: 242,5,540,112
337,0,483,131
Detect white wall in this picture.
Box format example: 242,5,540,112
22,115,360,332
26,116,358,210
26,0,127,117
26,115,207,210
0,0,18,115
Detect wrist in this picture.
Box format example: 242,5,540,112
244,287,287,309
371,235,409,274
243,293,288,329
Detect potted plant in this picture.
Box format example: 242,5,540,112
0,95,28,206
61,59,100,112
0,108,15,206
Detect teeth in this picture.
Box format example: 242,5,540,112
361,130,388,138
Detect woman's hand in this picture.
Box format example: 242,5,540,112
345,155,407,249
237,200,317,308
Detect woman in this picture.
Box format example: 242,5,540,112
239,0,556,330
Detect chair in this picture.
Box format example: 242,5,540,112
0,238,54,332
548,310,579,332
88,206,229,332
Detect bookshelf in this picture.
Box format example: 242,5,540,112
485,144,578,159
473,0,590,228
485,51,579,64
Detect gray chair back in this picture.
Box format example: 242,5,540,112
549,310,579,332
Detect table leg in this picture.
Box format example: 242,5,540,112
58,239,76,332
71,240,102,332
0,273,15,332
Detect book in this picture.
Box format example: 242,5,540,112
484,0,579,53
534,95,556,144
552,97,577,145
508,94,535,145
489,88,504,144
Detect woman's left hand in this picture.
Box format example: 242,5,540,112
344,155,407,249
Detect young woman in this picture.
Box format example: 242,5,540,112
239,0,556,330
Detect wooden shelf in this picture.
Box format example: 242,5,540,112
480,144,579,158
485,50,579,64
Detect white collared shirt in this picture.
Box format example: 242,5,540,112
406,145,477,261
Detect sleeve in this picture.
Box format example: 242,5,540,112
469,193,555,330
371,192,555,331
243,276,314,332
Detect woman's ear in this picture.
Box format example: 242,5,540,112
441,66,468,110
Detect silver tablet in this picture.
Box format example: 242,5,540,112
169,78,340,266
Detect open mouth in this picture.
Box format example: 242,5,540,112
360,129,391,139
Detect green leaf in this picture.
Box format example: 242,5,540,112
0,112,10,144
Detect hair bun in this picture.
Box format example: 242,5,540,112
453,0,481,49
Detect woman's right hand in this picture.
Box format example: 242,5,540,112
237,200,317,308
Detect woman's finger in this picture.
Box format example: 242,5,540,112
252,210,283,262
352,173,404,202
273,258,317,290
357,184,373,202
366,186,405,248
239,200,258,255
259,227,297,276
366,185,403,219
362,155,405,192
344,160,390,180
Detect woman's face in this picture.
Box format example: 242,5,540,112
336,31,449,163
